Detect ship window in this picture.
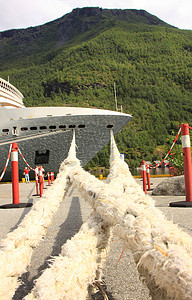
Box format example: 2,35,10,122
30,126,37,130
78,124,85,128
12,127,18,136
35,150,49,164
39,126,47,130
49,125,56,129
2,129,9,132
59,125,66,129
21,127,28,131
107,125,113,128
69,125,76,128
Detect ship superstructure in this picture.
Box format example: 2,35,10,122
0,78,24,108
0,78,132,181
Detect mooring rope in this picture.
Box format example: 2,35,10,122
0,135,79,299
65,131,192,300
24,131,110,300
1,130,192,300
25,130,192,300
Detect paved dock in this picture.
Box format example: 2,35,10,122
0,177,191,300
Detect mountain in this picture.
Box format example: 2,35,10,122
0,7,192,169
0,7,172,67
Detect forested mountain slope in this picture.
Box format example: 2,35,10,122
0,7,192,168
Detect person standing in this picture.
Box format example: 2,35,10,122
35,166,39,176
24,167,30,183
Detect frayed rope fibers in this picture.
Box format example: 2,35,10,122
1,130,192,300
25,130,192,300
24,131,111,299
65,130,192,300
24,211,111,300
0,131,79,300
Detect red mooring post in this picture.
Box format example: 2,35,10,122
51,172,54,184
142,160,147,194
47,172,51,186
39,166,43,197
11,143,19,204
35,170,39,195
181,124,192,202
170,124,192,207
0,143,33,209
146,165,151,190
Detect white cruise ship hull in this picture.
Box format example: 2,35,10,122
0,106,132,181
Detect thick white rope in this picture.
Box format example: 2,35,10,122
1,130,192,300
24,211,111,300
24,131,111,300
0,133,78,300
66,131,192,300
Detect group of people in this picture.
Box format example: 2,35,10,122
23,166,45,183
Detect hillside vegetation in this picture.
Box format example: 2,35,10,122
0,7,192,169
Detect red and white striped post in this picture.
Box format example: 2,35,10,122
11,143,19,204
170,124,192,207
142,160,147,194
42,174,44,189
47,172,51,186
39,166,43,197
35,170,39,195
146,165,151,190
0,143,33,209
181,123,192,202
51,172,54,184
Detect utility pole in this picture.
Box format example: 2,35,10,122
114,82,118,111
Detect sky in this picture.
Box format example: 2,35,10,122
0,0,191,32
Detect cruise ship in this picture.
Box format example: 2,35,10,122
0,78,132,181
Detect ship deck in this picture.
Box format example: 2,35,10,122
0,178,191,299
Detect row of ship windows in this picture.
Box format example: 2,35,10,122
0,81,21,99
2,124,87,133
2,124,113,133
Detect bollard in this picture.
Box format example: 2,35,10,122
142,160,147,194
51,172,54,184
146,165,151,190
0,143,33,209
169,166,174,177
47,172,51,186
11,143,20,204
39,166,43,197
181,124,192,201
170,123,192,207
35,170,39,195
42,175,44,189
